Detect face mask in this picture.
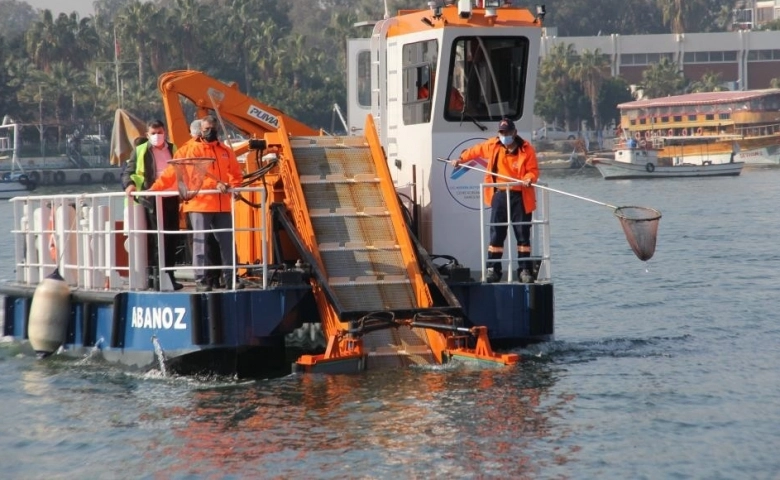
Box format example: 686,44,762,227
202,128,218,142
499,135,514,146
149,133,165,147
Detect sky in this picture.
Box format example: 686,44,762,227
26,0,94,17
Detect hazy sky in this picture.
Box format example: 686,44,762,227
26,0,94,17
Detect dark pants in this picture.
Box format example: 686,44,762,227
188,212,235,281
489,190,532,272
490,190,531,247
144,195,180,270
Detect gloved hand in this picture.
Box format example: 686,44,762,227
217,182,228,194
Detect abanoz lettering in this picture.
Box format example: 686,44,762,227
247,105,280,128
130,307,187,330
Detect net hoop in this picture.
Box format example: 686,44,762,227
613,206,662,262
168,157,215,201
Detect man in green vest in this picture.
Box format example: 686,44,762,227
120,120,183,290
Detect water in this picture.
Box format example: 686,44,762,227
2,168,780,478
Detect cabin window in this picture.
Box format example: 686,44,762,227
445,36,529,122
719,113,730,120
402,39,438,125
639,118,646,125
660,116,669,123
357,50,371,107
705,114,715,120
688,115,697,121
673,116,682,122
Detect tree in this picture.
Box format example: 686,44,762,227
569,48,610,131
639,57,686,98
0,0,37,41
770,78,780,88
536,42,578,130
656,0,724,34
597,77,634,130
688,71,727,92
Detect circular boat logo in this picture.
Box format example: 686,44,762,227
443,137,488,210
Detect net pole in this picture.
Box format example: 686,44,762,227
436,158,618,210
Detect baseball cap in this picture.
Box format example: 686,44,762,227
498,118,516,132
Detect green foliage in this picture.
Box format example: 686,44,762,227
688,71,727,93
639,57,687,98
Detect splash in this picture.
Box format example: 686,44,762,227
151,335,168,377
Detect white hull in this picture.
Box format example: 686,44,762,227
0,180,32,199
736,144,780,165
592,158,744,179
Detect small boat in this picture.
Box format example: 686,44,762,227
591,137,744,179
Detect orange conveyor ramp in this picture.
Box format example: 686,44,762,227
271,115,448,369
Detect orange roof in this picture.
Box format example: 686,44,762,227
618,89,780,110
386,4,538,37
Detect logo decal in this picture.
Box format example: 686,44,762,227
443,137,489,210
247,105,280,129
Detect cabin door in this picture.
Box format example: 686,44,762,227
346,38,372,136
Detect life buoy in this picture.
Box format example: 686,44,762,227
79,173,92,185
29,171,41,184
682,128,688,136
644,131,651,139
696,127,703,136
634,132,641,140
639,139,647,148
102,171,116,184
18,174,29,184
668,129,674,136
53,171,66,183
645,163,655,173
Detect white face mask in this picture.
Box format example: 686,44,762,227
499,135,514,146
149,133,165,147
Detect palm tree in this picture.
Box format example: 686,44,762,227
538,42,578,130
117,0,158,86
25,10,58,72
569,48,610,131
688,71,727,93
639,57,686,98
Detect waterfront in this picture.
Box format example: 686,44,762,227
1,167,779,478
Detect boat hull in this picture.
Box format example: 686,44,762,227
591,158,744,179
0,280,554,377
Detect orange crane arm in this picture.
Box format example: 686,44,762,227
157,70,319,148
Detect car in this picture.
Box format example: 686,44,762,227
534,125,578,141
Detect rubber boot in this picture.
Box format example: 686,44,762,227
486,251,502,283
168,272,183,291
518,252,533,283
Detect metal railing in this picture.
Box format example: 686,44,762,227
9,186,269,291
478,181,551,283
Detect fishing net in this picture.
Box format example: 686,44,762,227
168,157,215,201
614,206,662,261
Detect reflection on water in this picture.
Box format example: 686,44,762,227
150,363,572,478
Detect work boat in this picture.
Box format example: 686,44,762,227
591,135,744,179
0,2,555,377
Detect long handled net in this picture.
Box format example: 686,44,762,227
168,157,215,201
437,158,662,261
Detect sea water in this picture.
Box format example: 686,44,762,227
0,169,779,478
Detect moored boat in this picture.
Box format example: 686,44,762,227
591,137,744,179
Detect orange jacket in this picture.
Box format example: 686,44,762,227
459,136,539,213
150,138,243,213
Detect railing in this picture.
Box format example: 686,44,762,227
733,122,780,138
9,187,268,291
478,182,551,283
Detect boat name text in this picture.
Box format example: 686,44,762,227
247,105,279,128
131,307,187,330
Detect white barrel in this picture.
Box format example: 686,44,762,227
55,205,78,285
124,202,147,289
28,274,71,356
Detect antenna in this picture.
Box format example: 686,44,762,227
384,0,389,19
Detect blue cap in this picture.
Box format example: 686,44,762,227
498,118,516,132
